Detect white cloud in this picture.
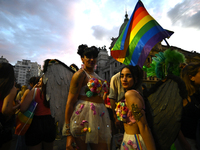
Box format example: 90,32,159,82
0,0,200,68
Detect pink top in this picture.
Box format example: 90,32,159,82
34,88,51,116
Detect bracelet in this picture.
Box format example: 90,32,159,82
66,123,70,130
66,123,70,128
66,129,72,136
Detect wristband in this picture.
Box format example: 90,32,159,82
66,123,70,129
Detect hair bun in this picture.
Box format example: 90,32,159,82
77,44,88,56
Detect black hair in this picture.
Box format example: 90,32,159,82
0,63,15,100
29,77,40,86
15,83,21,89
77,44,99,58
70,63,79,72
120,65,143,90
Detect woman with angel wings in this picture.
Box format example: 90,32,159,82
65,44,111,150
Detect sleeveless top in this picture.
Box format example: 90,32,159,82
34,88,51,116
115,90,145,124
79,69,108,98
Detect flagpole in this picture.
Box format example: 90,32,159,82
164,38,170,48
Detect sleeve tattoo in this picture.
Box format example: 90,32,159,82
131,104,143,121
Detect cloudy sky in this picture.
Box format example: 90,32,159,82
0,0,200,68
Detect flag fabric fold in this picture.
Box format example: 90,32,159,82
111,0,174,67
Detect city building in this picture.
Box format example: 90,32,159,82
14,59,42,86
0,56,9,63
96,13,200,88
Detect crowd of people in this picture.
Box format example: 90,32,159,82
0,44,200,150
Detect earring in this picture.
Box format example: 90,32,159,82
81,64,85,69
94,65,97,70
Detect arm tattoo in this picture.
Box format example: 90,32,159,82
131,104,143,121
70,71,85,94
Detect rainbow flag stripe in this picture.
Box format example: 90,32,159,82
111,0,174,67
135,134,142,150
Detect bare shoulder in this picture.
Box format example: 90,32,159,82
22,89,31,98
9,86,17,97
71,69,86,85
125,90,143,108
72,69,86,81
69,69,86,94
24,89,30,95
125,90,140,99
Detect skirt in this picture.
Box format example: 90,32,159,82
25,115,56,146
120,132,147,150
70,100,111,144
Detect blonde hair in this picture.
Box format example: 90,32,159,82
181,62,200,96
21,85,28,95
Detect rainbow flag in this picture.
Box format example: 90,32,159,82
111,0,174,67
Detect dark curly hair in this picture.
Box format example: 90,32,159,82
0,63,15,100
77,44,99,58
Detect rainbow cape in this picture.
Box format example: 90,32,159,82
111,0,174,67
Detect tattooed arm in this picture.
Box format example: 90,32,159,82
2,85,20,117
65,69,86,149
125,90,156,150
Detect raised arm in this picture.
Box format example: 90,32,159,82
2,85,20,117
65,70,86,149
125,90,156,150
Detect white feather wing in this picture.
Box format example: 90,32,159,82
45,63,73,129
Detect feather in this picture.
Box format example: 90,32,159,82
146,75,186,150
143,48,186,80
44,59,74,130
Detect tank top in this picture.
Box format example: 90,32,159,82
34,88,51,116
79,69,108,97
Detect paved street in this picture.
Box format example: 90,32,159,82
5,133,67,150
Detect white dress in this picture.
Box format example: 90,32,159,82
70,70,111,144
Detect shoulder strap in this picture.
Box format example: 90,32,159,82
33,88,37,100
94,72,104,80
82,69,91,79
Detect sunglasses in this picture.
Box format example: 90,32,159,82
84,53,98,59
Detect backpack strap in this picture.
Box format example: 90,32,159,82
33,88,37,100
